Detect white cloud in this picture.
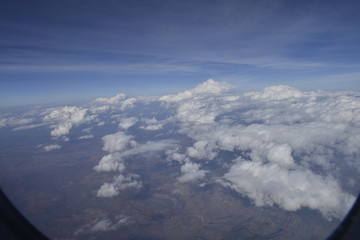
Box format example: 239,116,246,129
102,131,137,153
119,97,137,111
159,79,232,102
97,174,142,198
12,123,46,131
158,80,360,220
96,182,119,198
95,93,137,111
120,140,177,158
0,115,34,128
95,129,176,197
43,144,61,152
24,79,356,221
178,160,208,183
89,105,110,114
118,117,138,130
98,121,105,126
78,135,94,140
94,153,125,172
141,124,162,131
187,140,218,160
220,159,355,220
267,144,295,167
95,93,126,104
158,80,239,124
245,85,303,100
166,149,187,163
43,106,94,139
82,127,92,133
74,215,133,236
140,118,163,131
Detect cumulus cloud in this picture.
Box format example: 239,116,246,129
141,124,162,130
220,159,355,220
97,174,142,197
43,106,94,139
158,79,238,124
95,93,126,104
244,85,303,100
0,115,34,128
89,105,110,114
22,79,356,221
187,140,218,161
119,97,137,111
178,159,208,183
74,215,133,236
102,131,137,153
95,93,137,111
159,79,232,102
94,153,125,172
118,117,138,129
82,127,92,133
140,117,163,130
43,144,61,152
95,128,176,197
166,150,187,163
95,140,176,173
157,80,359,220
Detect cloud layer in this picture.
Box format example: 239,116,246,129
4,79,359,221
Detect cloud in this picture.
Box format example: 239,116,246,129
82,127,92,133
95,93,126,104
12,123,46,131
78,134,94,140
95,93,137,110
43,106,94,139
94,153,125,172
95,139,177,173
89,105,110,114
124,140,177,157
95,128,176,197
141,124,162,131
140,117,163,131
166,148,187,163
178,160,208,183
97,174,142,197
74,215,133,236
119,98,137,111
118,117,138,130
267,144,295,167
158,80,238,124
220,159,355,220
159,79,232,102
102,131,137,153
186,140,218,160
0,115,34,128
157,79,359,220
244,85,303,100
43,144,61,152
16,79,358,221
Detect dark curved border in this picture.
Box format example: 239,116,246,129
327,193,360,240
0,188,49,240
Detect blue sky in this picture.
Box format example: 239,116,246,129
1,0,360,106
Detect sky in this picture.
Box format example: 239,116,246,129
1,0,360,106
